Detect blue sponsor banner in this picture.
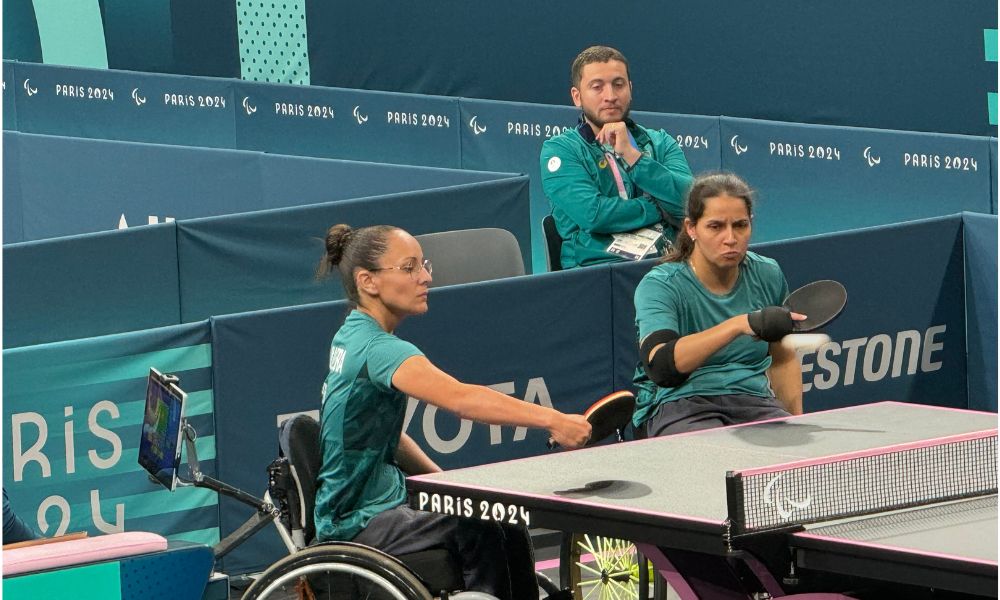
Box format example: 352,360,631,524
13,132,264,242
2,321,219,546
610,215,968,412
235,81,462,168
721,118,993,242
3,60,16,130
13,62,236,146
176,177,531,321
210,265,613,573
963,212,998,412
3,224,182,348
3,132,24,243
103,69,235,147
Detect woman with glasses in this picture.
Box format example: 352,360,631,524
313,223,591,600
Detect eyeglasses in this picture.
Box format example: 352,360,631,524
369,258,432,281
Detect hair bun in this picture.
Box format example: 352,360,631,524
324,224,354,266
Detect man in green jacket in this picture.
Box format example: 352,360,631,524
541,46,693,269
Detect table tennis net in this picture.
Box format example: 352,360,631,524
726,430,997,537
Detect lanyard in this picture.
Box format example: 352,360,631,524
604,130,639,200
604,151,629,199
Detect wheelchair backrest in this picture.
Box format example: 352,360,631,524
277,414,322,545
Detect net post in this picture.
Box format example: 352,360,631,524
725,470,744,546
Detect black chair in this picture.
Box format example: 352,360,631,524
541,215,563,272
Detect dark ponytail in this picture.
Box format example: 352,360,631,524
662,172,754,263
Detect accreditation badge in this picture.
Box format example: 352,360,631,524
606,225,664,260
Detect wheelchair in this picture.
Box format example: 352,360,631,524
241,413,493,599
184,413,562,600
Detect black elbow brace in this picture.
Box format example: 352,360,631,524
639,329,689,388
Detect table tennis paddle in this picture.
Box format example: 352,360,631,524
783,280,847,332
548,391,635,449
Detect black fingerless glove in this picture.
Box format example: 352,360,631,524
747,306,794,342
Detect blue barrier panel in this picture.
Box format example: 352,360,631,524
3,60,16,130
721,118,993,242
177,177,531,321
609,258,658,394
759,216,968,411
2,321,218,546
235,81,462,168
12,62,236,147
610,215,968,412
963,212,998,412
991,137,998,214
3,132,24,243
13,133,263,241
3,224,182,348
457,99,576,273
457,98,720,272
258,153,516,211
7,131,518,243
210,265,613,573
305,2,996,136
209,301,344,574
397,270,613,466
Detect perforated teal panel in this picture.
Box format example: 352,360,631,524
237,0,310,84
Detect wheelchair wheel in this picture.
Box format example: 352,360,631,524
242,543,433,600
564,534,641,599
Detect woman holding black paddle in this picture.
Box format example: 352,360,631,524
632,173,809,438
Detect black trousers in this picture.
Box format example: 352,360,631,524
352,504,539,600
644,394,790,438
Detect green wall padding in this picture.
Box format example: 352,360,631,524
31,0,108,68
237,0,309,84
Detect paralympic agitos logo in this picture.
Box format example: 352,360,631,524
763,473,812,519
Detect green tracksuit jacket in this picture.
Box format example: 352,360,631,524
540,119,693,269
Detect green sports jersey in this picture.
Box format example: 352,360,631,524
631,252,790,427
314,310,423,542
540,119,693,269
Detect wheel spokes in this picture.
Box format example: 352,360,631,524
572,535,640,600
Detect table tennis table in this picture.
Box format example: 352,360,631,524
407,402,998,598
